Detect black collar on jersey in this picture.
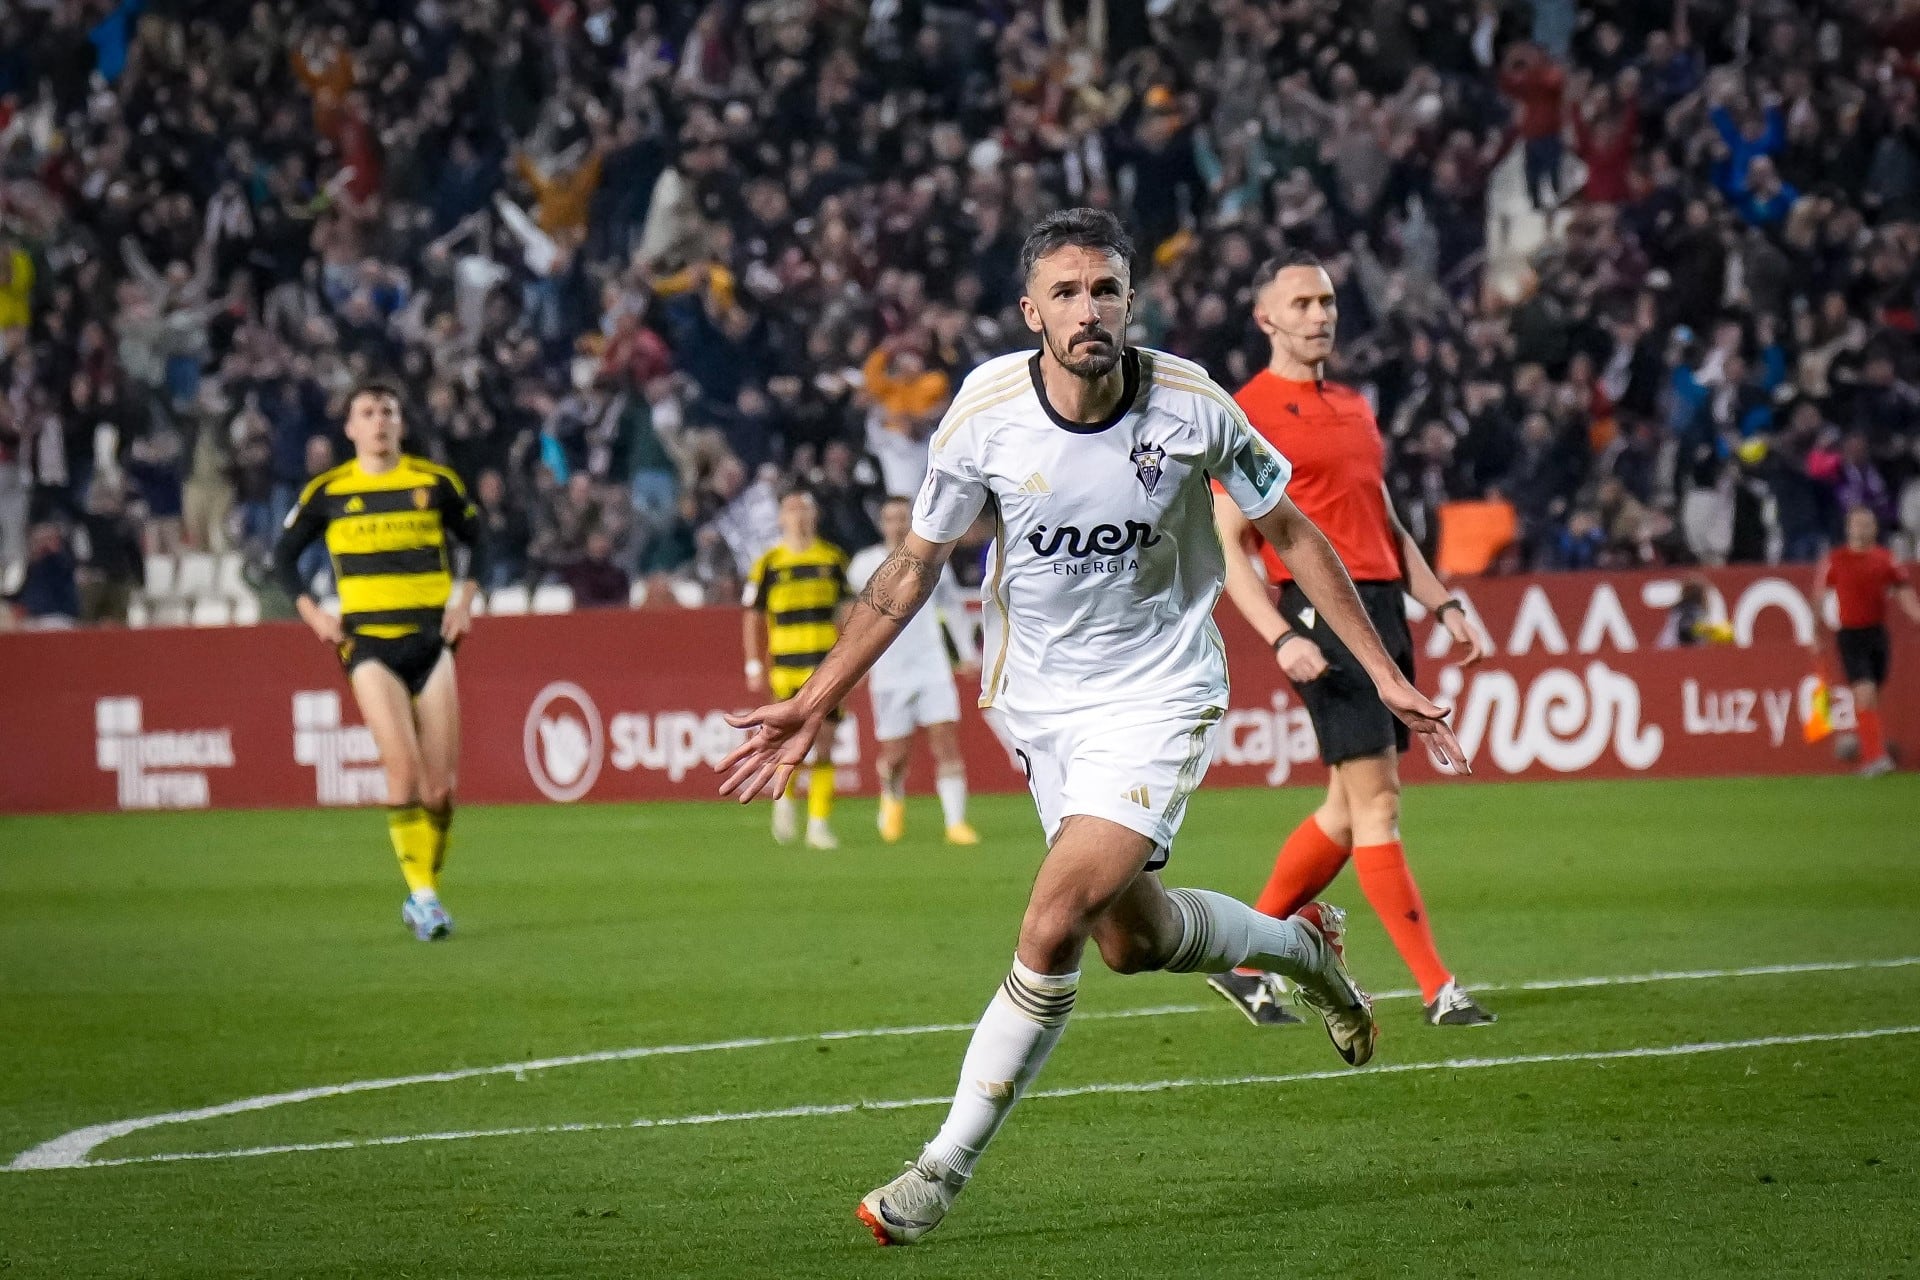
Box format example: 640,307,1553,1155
1027,347,1140,435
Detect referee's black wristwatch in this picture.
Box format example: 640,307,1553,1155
1272,630,1305,657
1433,598,1466,622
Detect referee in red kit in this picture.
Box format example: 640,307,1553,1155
1810,506,1920,776
1207,250,1496,1028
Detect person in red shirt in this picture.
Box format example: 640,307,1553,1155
1500,42,1567,210
1810,507,1920,776
1208,249,1495,1027
1571,85,1638,206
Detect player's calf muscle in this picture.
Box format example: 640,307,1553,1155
1091,921,1165,974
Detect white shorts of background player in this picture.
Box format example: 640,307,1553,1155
868,669,964,743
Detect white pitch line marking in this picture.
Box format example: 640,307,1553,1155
60,1024,1920,1171
10,955,1917,1171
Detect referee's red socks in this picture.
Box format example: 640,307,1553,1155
1253,815,1349,920
1354,841,1451,1003
1858,707,1887,764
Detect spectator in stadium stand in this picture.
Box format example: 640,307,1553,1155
9,521,79,628
811,436,886,556
0,0,1917,630
859,334,948,498
1570,81,1640,207
1500,41,1568,211
560,528,632,608
124,424,186,555
474,468,532,591
75,479,145,625
0,230,32,347
529,469,610,583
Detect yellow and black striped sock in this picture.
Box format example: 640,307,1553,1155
387,805,437,895
807,761,835,823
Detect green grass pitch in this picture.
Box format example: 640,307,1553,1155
3,777,1918,1278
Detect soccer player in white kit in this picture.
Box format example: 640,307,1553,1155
720,209,1470,1246
847,496,982,845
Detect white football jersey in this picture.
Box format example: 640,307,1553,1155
911,347,1291,718
848,543,978,688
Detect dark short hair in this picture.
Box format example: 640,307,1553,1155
1253,247,1326,290
1018,207,1134,284
348,380,403,411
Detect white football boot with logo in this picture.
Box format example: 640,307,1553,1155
856,1157,967,1246
1287,902,1378,1066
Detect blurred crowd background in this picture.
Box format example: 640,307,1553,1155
2,0,1918,627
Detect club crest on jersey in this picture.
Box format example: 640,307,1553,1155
1130,443,1166,496
413,487,432,510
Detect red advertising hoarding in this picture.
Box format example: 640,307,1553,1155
1,566,1911,815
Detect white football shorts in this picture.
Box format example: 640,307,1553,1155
868,669,963,742
1000,700,1223,870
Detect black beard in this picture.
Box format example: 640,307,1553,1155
1051,331,1122,379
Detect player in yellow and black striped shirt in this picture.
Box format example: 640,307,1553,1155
742,490,851,848
272,382,489,942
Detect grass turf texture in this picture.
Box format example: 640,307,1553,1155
2,777,1917,1279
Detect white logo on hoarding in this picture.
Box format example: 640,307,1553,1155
292,691,385,805
1438,662,1664,774
605,710,859,785
1436,576,1823,661
1216,691,1320,786
524,682,604,802
94,697,235,810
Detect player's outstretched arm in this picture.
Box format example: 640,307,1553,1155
1253,494,1471,774
720,532,957,800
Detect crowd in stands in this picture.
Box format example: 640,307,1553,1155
2,0,1918,628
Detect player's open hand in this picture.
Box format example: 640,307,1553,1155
1380,679,1472,776
1438,609,1489,667
1275,634,1330,683
719,698,826,802
441,600,473,645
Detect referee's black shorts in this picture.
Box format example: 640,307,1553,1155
1276,579,1416,766
1836,625,1890,687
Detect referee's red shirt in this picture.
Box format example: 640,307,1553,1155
1825,545,1905,629
1233,371,1401,584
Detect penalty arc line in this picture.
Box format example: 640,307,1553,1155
9,954,1918,1172
55,1024,1920,1171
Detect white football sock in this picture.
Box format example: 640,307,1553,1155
1163,888,1317,982
922,957,1077,1179
879,762,906,803
935,767,968,827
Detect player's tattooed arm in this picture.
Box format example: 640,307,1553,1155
857,545,941,620
791,533,957,721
